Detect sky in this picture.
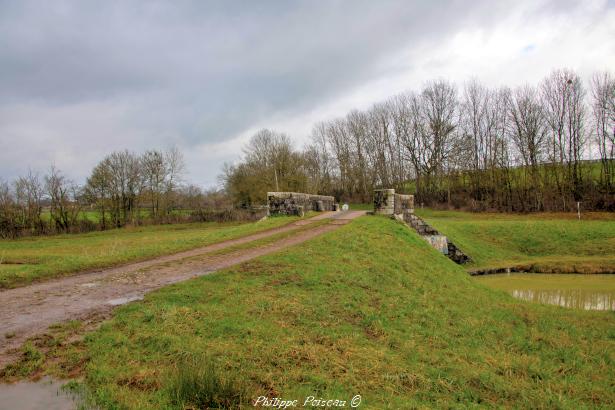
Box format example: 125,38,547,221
1,0,614,188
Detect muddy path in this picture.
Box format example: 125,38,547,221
0,211,365,365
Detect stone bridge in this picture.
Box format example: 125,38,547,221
267,192,336,216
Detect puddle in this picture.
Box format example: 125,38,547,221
106,294,143,306
0,377,77,409
477,273,615,310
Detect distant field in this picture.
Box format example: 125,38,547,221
0,216,302,288
13,216,615,409
40,209,195,224
348,203,372,211
40,210,101,223
416,209,615,273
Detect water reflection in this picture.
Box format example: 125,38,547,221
510,289,615,310
0,377,77,410
476,274,615,311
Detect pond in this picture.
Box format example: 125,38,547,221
476,273,615,311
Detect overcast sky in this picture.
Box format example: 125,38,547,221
1,0,614,188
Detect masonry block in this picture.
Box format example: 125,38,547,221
267,192,335,216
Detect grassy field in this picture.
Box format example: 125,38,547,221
347,203,373,211
6,216,615,408
0,216,304,289
40,210,102,223
416,209,615,273
40,209,196,224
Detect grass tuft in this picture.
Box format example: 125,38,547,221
0,342,44,379
168,356,249,409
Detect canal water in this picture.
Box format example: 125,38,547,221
476,273,615,311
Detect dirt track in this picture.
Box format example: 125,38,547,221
0,211,365,365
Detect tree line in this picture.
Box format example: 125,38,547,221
224,69,615,212
2,68,613,238
0,148,240,238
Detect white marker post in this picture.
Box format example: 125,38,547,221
577,201,580,220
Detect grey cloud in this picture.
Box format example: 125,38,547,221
0,0,610,186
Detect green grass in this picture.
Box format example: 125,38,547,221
40,209,198,224
13,216,615,408
0,216,303,288
40,209,102,223
348,203,372,210
167,356,249,409
416,209,615,273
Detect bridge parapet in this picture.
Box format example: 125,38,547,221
373,189,414,218
267,192,335,216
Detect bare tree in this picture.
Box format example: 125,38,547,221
367,103,393,189
508,85,547,210
490,87,514,210
541,69,587,206
221,72,612,211
0,179,19,238
141,150,167,218
224,129,307,205
460,79,493,202
85,159,113,229
346,109,371,200
419,80,459,203
590,71,615,191
14,170,44,233
45,166,80,231
104,151,143,226
304,124,334,195
324,119,353,198
164,146,186,214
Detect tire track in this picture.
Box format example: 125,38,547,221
0,211,365,364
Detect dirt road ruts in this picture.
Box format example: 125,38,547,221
0,211,365,365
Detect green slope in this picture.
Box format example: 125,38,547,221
416,209,615,273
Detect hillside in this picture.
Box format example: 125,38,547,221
7,216,614,408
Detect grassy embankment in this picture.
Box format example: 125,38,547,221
0,215,309,289
416,209,615,273
4,216,614,408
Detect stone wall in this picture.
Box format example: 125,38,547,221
374,189,414,218
423,235,449,254
373,189,395,215
406,213,470,264
394,193,414,216
267,192,335,216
